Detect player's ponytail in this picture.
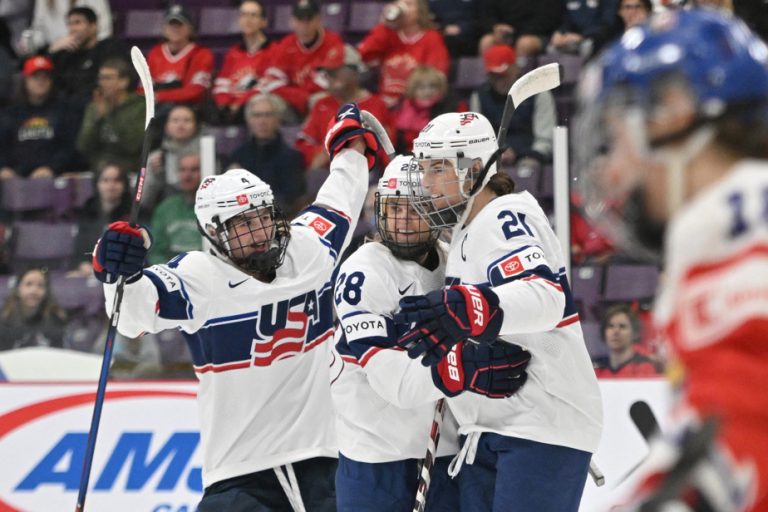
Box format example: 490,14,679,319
486,172,515,197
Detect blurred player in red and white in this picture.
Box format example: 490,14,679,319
576,8,768,511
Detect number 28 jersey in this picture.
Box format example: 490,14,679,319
331,241,459,463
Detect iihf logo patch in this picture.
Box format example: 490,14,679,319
236,194,248,205
387,178,398,188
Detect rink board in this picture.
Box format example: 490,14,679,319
0,379,671,512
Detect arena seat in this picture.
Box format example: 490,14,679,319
603,264,660,302
348,2,384,34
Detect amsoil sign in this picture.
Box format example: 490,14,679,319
0,382,202,512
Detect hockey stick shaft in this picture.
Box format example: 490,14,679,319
412,398,446,512
75,47,156,512
497,62,561,145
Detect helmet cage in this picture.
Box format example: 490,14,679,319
374,191,439,261
202,203,291,276
405,155,486,229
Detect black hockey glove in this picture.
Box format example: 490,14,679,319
92,221,151,284
324,102,384,170
432,341,531,398
395,284,504,366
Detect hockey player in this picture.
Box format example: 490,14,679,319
331,155,532,512
91,103,385,511
575,9,768,511
394,111,603,512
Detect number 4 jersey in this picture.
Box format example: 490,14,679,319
445,191,603,454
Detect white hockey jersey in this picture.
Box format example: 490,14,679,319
445,191,603,454
653,161,768,503
330,241,459,463
103,150,369,488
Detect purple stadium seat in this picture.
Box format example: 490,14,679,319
199,7,240,37
124,9,165,39
50,273,104,315
322,2,348,33
1,177,56,213
571,265,604,321
12,222,77,268
454,56,486,91
209,125,248,158
580,321,608,359
348,2,384,33
603,264,660,302
539,164,554,199
271,4,293,34
503,164,539,196
72,173,95,210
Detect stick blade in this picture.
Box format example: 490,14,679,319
130,46,154,128
509,62,562,108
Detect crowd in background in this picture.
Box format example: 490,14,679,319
1,0,763,378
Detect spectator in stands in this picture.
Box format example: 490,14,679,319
228,93,306,215
1,1,32,55
49,6,126,109
257,0,345,118
144,105,201,217
428,0,479,58
77,58,145,173
147,5,214,113
477,0,562,60
393,64,466,153
149,151,202,265
469,44,555,168
295,45,391,170
0,267,67,351
358,0,449,108
213,0,275,125
0,55,80,179
549,0,620,56
593,304,662,378
72,162,131,275
618,0,652,29
25,0,111,55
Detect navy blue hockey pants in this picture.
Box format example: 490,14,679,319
455,433,591,512
196,456,337,512
336,452,459,512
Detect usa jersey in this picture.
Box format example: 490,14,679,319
654,161,768,505
331,241,459,462
104,150,369,488
445,191,602,454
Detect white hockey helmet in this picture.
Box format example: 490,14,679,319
194,169,290,276
374,155,439,260
408,112,500,228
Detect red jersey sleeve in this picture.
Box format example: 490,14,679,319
357,24,394,67
422,30,450,75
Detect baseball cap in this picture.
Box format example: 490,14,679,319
165,4,193,25
483,45,516,74
292,0,320,19
319,45,366,73
23,55,54,77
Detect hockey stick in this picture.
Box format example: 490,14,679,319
615,400,662,486
75,46,158,512
412,398,446,512
470,62,563,196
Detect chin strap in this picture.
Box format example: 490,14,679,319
660,126,715,216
